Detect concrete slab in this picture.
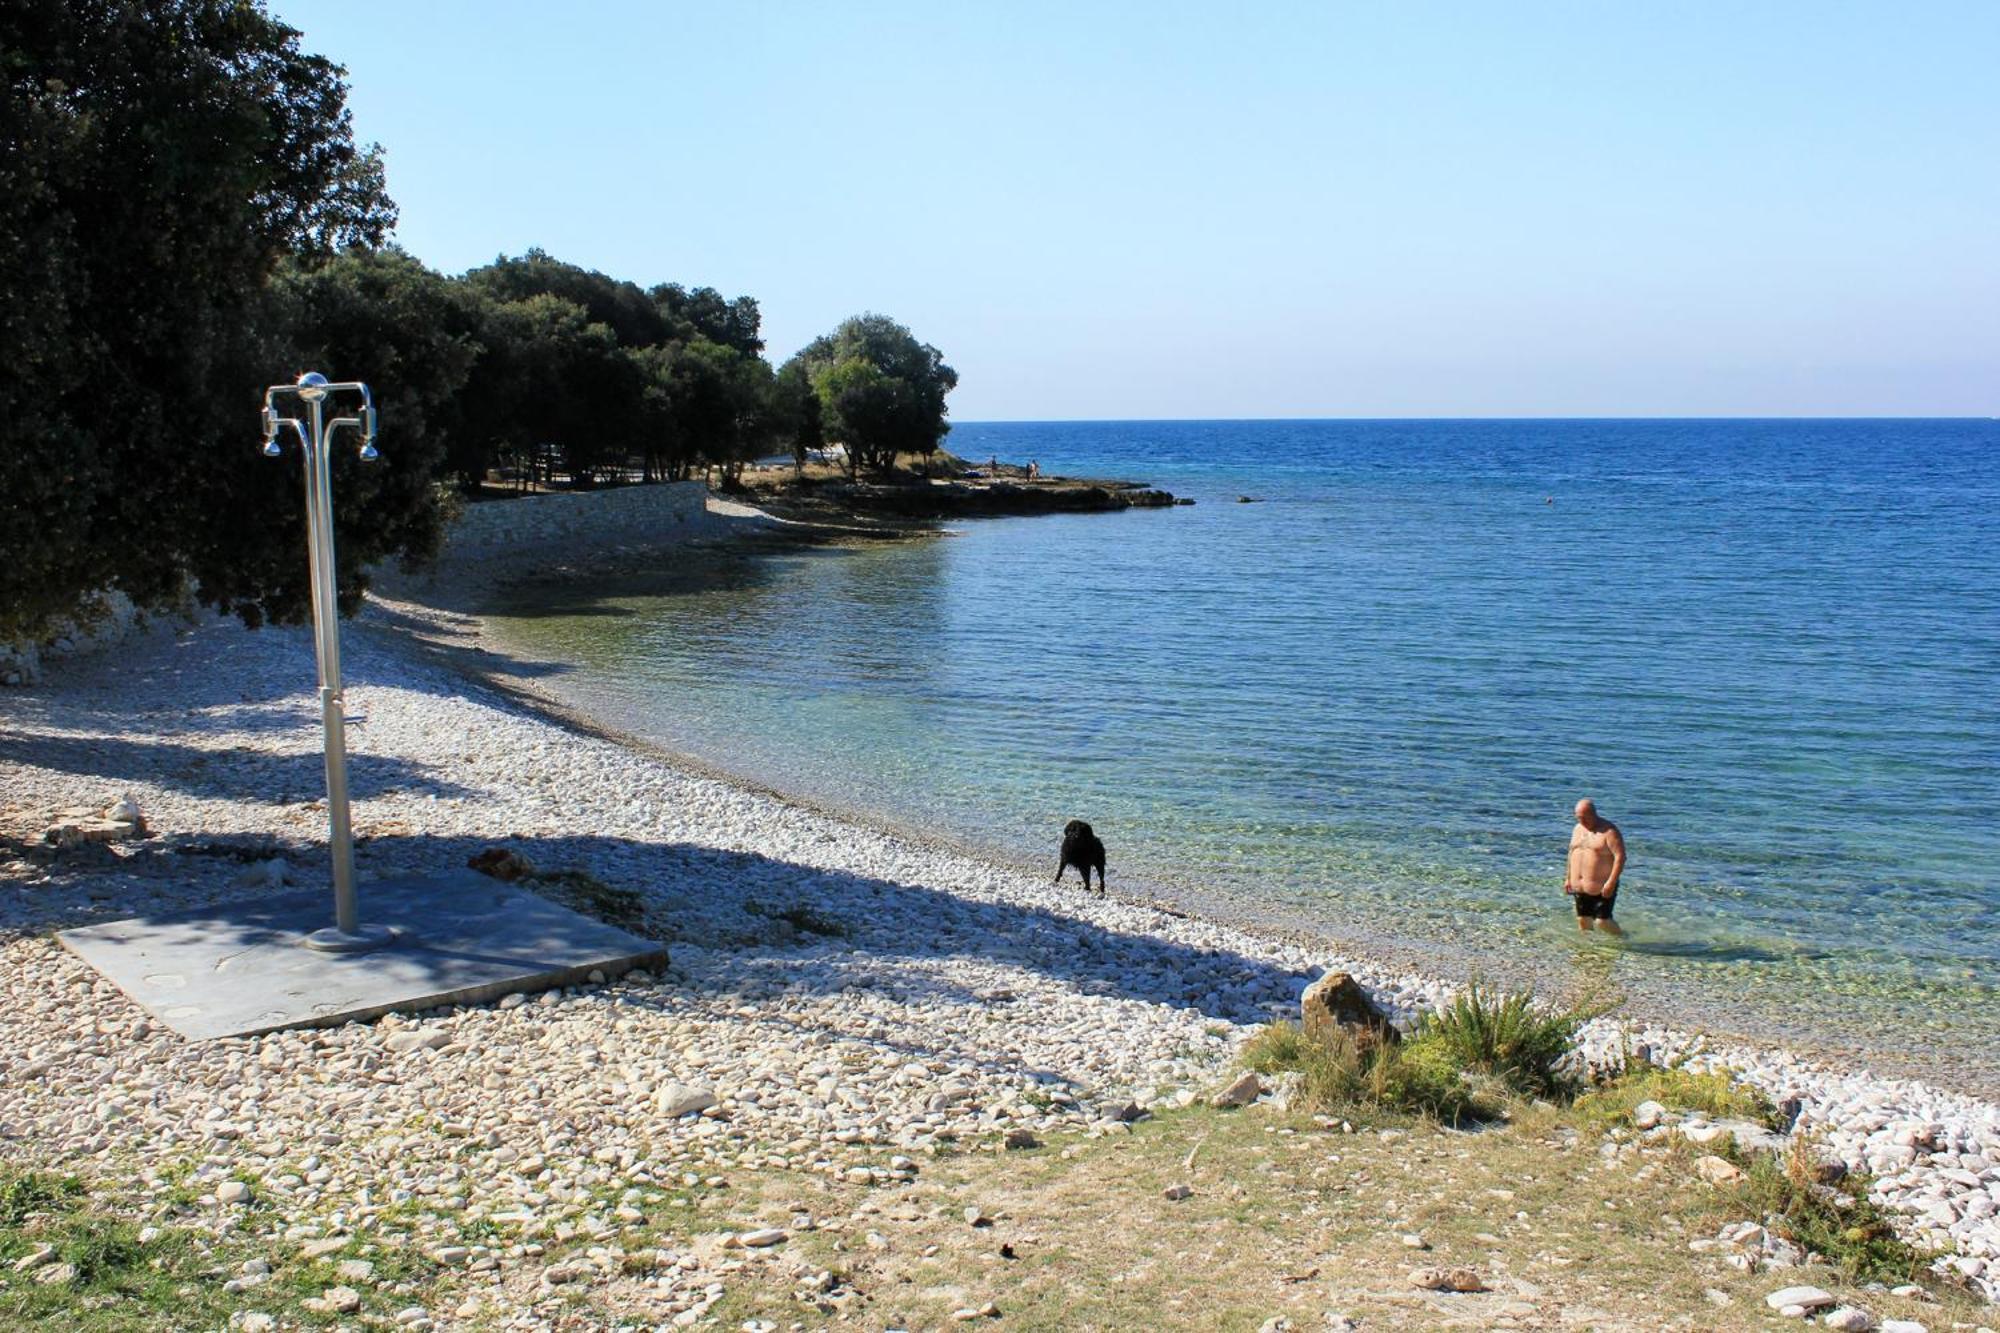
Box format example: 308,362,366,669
58,871,667,1040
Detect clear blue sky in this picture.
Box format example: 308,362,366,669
269,1,1996,419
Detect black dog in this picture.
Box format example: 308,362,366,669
1056,819,1106,893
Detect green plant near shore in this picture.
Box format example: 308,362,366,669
1240,1021,1487,1124
1736,1138,1937,1287
1410,980,1615,1100
1243,982,1613,1123
1574,1058,1777,1129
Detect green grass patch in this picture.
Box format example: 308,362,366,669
0,1167,235,1331
0,1170,83,1227
1575,1059,1776,1129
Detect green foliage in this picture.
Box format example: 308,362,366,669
0,0,396,643
1736,1141,1934,1286
1407,981,1611,1100
789,314,957,475
1575,1059,1775,1130
771,357,825,470
0,1169,82,1227
1240,1022,1486,1124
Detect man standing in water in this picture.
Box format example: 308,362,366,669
1564,798,1625,935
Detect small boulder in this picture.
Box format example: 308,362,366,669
1694,1155,1745,1185
1301,971,1398,1048
11,1243,54,1273
1632,1100,1668,1130
1409,1267,1485,1292
652,1082,718,1118
1764,1285,1835,1313
216,1180,251,1205
737,1228,787,1248
1210,1070,1264,1109
34,1262,77,1287
1823,1309,1877,1333
386,1029,450,1054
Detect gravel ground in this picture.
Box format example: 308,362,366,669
2,583,1996,1320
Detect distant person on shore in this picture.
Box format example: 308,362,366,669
1027,460,1040,480
1563,797,1625,935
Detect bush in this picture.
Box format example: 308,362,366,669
1408,981,1612,1100
1241,1022,1486,1125
1738,1138,1935,1286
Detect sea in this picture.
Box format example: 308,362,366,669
487,419,2000,1082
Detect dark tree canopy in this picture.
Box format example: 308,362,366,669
651,284,764,357
0,0,396,640
789,315,958,475
465,251,671,351
0,4,958,648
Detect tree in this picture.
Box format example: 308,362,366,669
466,250,670,350
791,315,957,477
772,358,824,476
458,295,637,489
210,248,481,623
0,0,398,640
651,284,763,356
661,339,774,491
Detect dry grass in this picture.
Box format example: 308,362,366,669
6,1098,1981,1330
687,1101,1978,1332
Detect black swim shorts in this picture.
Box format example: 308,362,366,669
1574,890,1616,920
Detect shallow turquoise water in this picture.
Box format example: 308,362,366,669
488,419,2000,1073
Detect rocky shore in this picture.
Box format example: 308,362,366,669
1,494,1996,1326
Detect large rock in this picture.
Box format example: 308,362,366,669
1301,971,1398,1047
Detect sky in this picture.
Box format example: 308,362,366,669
267,1,1998,420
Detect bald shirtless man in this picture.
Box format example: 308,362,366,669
1563,798,1625,935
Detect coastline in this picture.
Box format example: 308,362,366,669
2,489,1996,1311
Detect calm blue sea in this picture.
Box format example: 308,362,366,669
490,419,2000,1073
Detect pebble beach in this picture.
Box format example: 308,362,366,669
2,501,1997,1327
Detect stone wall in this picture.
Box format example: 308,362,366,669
1,482,713,683
1,591,145,686
436,481,712,565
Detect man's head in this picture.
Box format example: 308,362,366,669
1575,798,1599,829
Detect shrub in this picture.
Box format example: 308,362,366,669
1241,1022,1486,1125
1408,981,1612,1100
1736,1138,1935,1286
